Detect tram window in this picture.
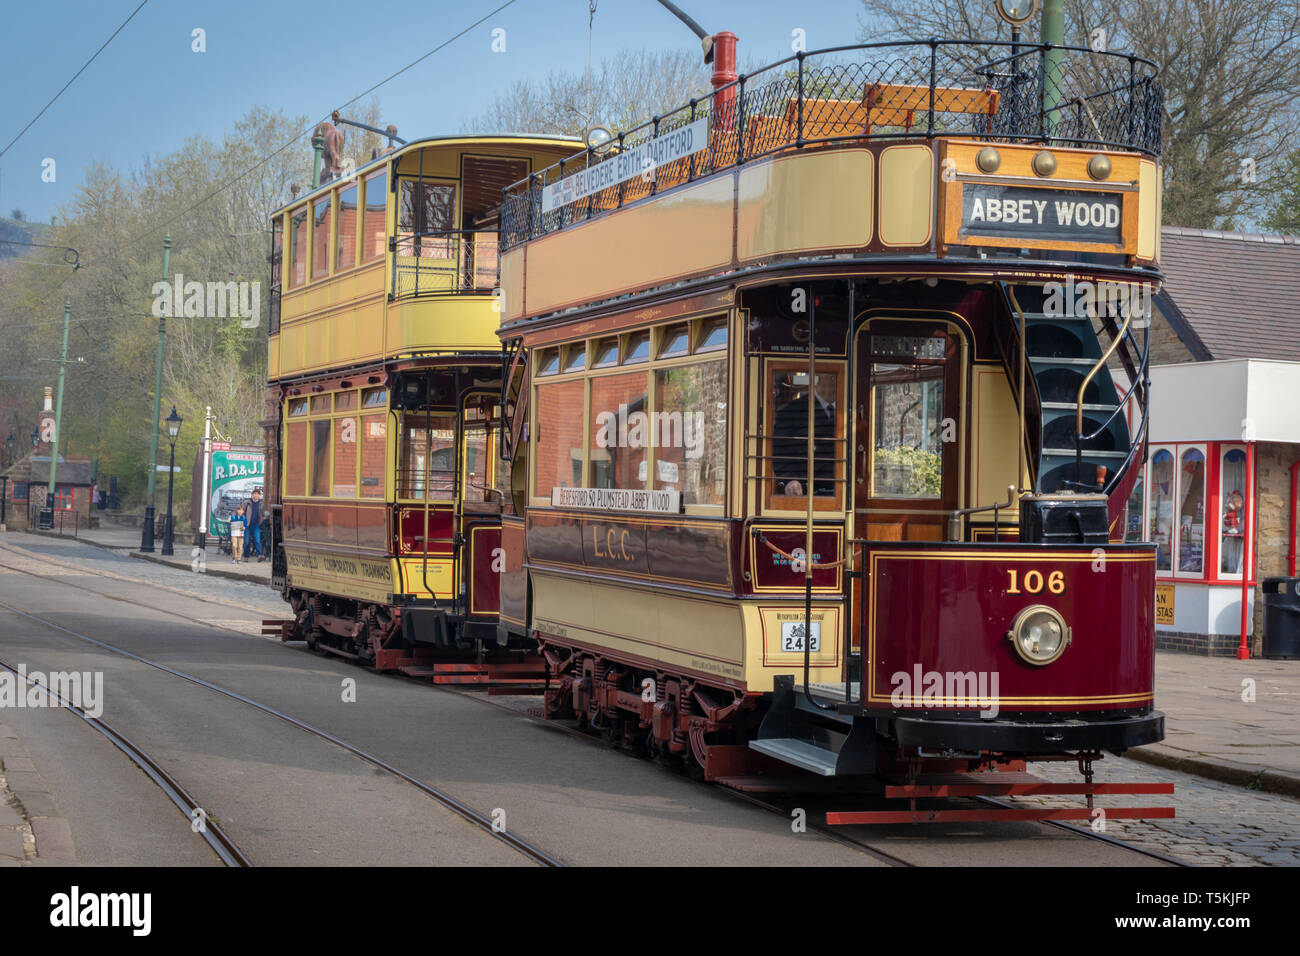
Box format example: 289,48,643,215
285,421,307,496
535,380,585,495
310,420,332,496
399,416,456,499
658,324,689,358
592,338,619,368
464,427,490,499
361,169,387,263
361,387,387,407
333,416,358,498
623,332,651,364
695,317,727,353
290,208,308,288
269,218,283,333
1178,448,1206,573
590,373,649,490
1149,448,1174,572
536,349,560,376
310,395,331,414
334,391,357,412
337,183,358,271
656,362,726,506
563,345,586,373
287,398,309,417
359,414,386,498
769,366,842,500
870,358,944,500
312,197,332,279
399,181,456,257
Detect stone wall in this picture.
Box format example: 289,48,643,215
1252,442,1298,652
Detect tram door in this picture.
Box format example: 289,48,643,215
853,322,961,542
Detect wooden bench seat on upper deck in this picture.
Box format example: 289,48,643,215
786,82,1000,139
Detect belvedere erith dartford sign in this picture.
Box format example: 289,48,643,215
540,118,709,213
959,184,1124,245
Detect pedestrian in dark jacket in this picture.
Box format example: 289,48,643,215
246,489,263,559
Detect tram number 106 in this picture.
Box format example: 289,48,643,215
1006,569,1066,595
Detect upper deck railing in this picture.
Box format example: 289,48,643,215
500,40,1162,251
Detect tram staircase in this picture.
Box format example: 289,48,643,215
993,282,1146,496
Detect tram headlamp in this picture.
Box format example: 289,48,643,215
585,126,613,151
994,0,1040,25
1007,605,1071,665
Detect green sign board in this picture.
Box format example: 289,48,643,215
207,446,265,536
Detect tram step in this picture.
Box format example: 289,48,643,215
1040,401,1119,412
748,738,839,776
1042,447,1128,458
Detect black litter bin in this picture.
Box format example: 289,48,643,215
1261,577,1300,659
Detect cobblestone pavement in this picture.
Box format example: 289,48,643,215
1006,756,1300,866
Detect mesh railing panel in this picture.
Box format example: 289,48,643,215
501,40,1161,251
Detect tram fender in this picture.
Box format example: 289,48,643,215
401,606,452,647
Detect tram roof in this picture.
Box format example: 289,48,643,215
272,133,584,216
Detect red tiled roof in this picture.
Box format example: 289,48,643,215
1160,227,1300,361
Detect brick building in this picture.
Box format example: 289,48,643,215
0,387,94,532
1123,228,1300,656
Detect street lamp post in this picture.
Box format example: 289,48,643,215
161,407,183,556
142,235,172,553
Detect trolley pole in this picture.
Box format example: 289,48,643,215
1040,0,1064,137
40,299,71,530
142,235,171,552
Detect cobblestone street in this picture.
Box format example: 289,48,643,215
1010,756,1300,866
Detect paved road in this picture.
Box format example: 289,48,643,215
0,534,1174,866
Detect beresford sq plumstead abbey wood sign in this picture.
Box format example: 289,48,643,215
960,184,1124,244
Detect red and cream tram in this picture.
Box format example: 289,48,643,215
493,34,1172,821
264,132,579,676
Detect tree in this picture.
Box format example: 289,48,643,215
465,48,711,138
0,105,314,519
857,0,1300,229
9,209,23,222
1262,149,1300,233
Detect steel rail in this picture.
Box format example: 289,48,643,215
0,654,250,867
0,577,562,867
974,796,1189,867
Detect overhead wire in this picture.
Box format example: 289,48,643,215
0,0,151,161
125,0,522,248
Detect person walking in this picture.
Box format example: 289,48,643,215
229,505,247,565
246,488,263,560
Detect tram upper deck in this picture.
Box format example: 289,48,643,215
267,135,581,382
496,40,1163,325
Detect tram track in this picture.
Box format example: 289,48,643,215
0,545,563,866
0,538,1181,867
0,653,251,867
403,680,1184,868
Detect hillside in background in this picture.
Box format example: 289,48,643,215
0,214,47,261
